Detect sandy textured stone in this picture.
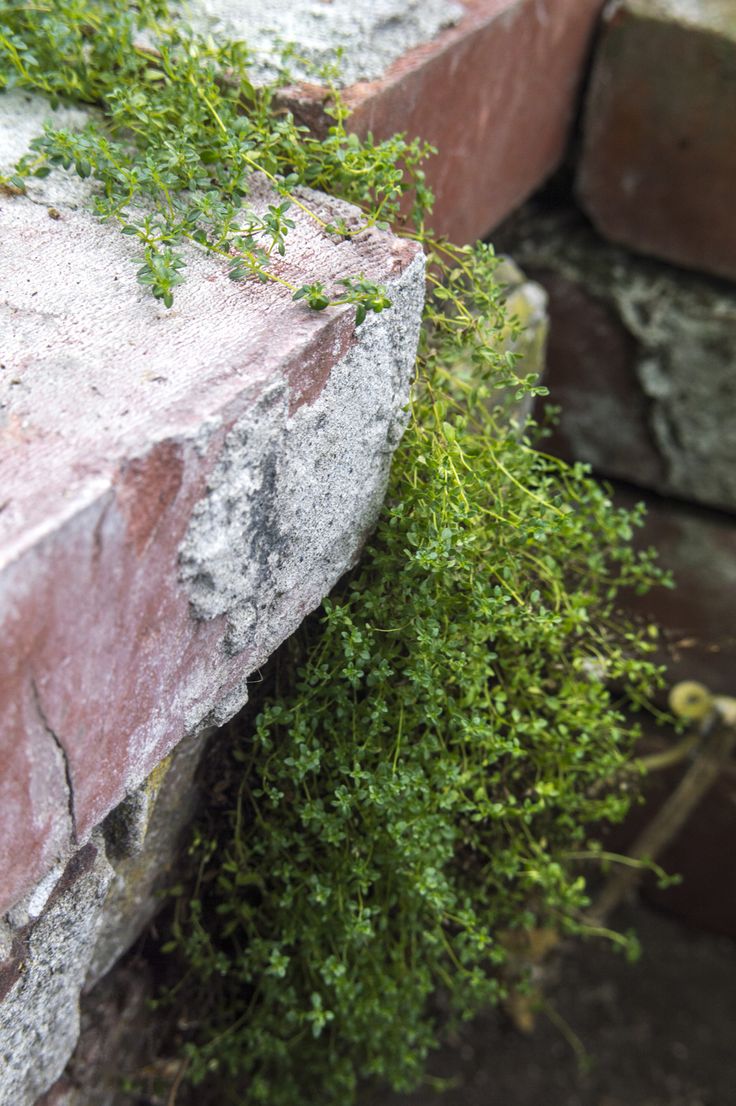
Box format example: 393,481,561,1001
0,841,114,1106
196,0,606,243
0,91,424,915
192,0,464,87
499,207,736,510
577,0,736,279
0,728,209,1106
38,961,154,1106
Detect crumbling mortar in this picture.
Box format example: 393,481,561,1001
501,208,736,508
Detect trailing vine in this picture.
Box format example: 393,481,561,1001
158,245,669,1105
1,4,672,1104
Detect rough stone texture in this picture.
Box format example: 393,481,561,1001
192,0,464,87
37,961,155,1106
497,207,736,511
1,87,423,1106
87,726,211,985
2,725,209,1106
12,256,547,1106
577,0,736,280
0,841,114,1106
197,0,606,244
0,91,423,922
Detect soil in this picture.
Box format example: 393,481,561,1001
363,904,736,1106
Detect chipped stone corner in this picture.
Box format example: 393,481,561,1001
1,124,425,1098
0,237,424,1099
179,250,425,660
0,839,114,1106
87,724,211,986
0,718,211,1106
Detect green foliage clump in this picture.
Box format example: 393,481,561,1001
1,5,669,1102
0,0,430,311
166,247,667,1103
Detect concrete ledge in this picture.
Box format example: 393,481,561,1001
0,91,424,917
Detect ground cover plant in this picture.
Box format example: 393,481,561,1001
161,278,669,1105
1,4,671,1103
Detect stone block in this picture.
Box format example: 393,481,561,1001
1,724,210,1106
37,960,155,1106
0,89,424,916
577,0,736,281
0,85,423,1104
498,207,736,511
198,0,606,243
86,727,210,986
0,841,114,1106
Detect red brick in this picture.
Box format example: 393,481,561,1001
577,0,736,280
0,96,423,915
283,0,606,243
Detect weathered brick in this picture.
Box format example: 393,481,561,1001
0,841,114,1106
577,0,736,280
200,0,606,243
498,207,736,511
0,91,424,917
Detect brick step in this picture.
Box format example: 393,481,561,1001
198,0,606,243
0,90,423,916
0,86,423,1104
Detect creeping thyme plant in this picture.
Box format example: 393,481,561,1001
2,4,670,1103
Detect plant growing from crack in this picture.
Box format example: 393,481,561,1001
1,4,674,1104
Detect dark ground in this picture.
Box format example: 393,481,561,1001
79,897,736,1106
363,903,736,1106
